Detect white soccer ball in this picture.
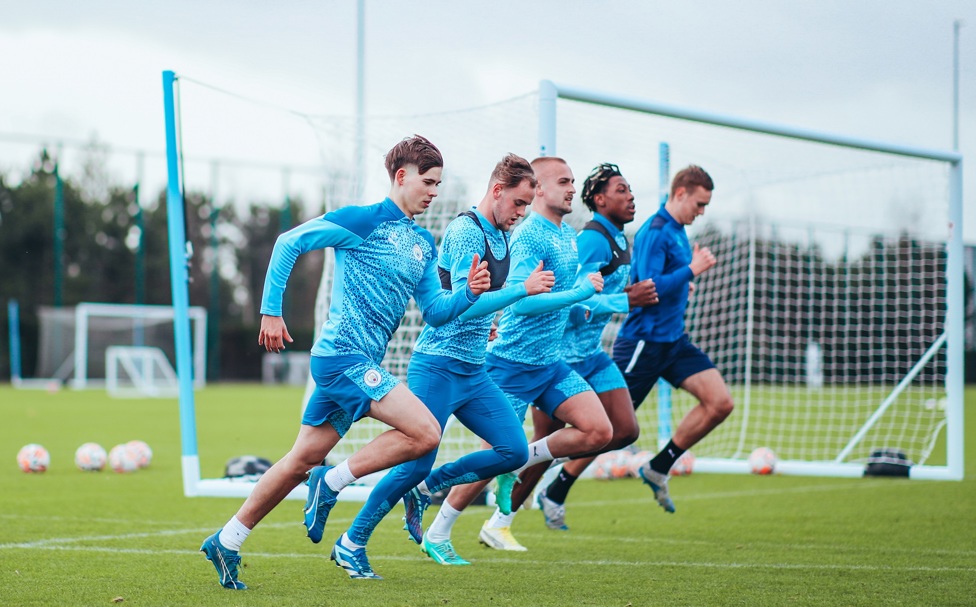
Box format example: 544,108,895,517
126,440,153,469
108,444,139,473
671,451,695,476
590,451,618,480
17,443,50,473
748,447,777,475
74,442,108,471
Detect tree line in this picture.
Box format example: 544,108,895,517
0,149,324,380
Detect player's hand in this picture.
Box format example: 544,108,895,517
488,323,499,341
523,261,555,295
624,278,659,308
587,272,604,293
467,254,491,296
258,315,293,353
689,243,717,276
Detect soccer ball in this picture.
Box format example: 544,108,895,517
17,443,50,473
671,451,695,476
748,447,777,475
126,440,153,469
74,443,108,471
108,444,139,473
590,451,626,480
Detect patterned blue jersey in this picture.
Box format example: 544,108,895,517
260,198,477,363
414,209,528,364
562,214,631,363
488,211,596,366
619,205,694,343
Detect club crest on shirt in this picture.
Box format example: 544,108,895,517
412,243,424,261
363,369,382,387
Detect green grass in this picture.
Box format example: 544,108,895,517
1,384,974,606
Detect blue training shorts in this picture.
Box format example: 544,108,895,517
302,354,399,437
568,350,628,395
612,334,716,409
485,352,593,421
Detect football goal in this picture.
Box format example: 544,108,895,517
163,72,962,503
24,302,206,391
541,82,963,480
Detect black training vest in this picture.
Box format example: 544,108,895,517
438,211,511,292
583,219,630,276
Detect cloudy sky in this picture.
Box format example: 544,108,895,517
1,0,974,242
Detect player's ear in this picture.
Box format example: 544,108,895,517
395,167,406,186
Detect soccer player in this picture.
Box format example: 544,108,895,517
199,135,491,590
425,156,613,555
330,153,556,577
613,164,734,513
528,163,659,531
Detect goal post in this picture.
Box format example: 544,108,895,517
539,80,963,481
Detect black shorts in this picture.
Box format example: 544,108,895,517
612,334,716,409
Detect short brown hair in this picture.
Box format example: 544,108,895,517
530,156,567,172
385,135,443,180
491,153,537,190
670,165,713,198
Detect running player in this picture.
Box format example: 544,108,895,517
614,165,733,513
423,156,613,555
529,163,658,531
329,154,556,578
199,135,491,589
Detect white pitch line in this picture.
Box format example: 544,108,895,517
6,544,975,574
0,517,354,550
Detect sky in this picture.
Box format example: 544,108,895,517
1,0,974,244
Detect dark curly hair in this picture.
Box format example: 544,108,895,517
580,163,622,212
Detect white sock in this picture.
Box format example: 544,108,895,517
517,438,554,473
218,516,250,552
325,460,357,493
487,509,516,529
339,532,363,550
425,502,461,543
417,480,432,497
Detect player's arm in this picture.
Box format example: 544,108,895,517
259,215,363,350
511,260,601,316
454,254,554,320
634,228,693,299
414,254,483,327
260,216,363,316
568,231,630,318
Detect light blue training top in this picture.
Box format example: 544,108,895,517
487,211,597,367
414,208,531,365
562,213,632,363
260,197,478,363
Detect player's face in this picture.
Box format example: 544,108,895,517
538,162,576,217
398,165,442,218
598,176,636,228
492,179,535,231
673,185,711,225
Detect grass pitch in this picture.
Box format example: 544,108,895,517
1,384,974,606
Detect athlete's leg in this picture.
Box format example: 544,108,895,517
672,368,733,449
235,423,341,528
508,407,562,511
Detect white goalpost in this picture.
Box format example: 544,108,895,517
541,81,963,481
164,72,962,502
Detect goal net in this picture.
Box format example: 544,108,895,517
34,302,207,390
547,83,963,480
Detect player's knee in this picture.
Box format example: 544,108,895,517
710,394,734,422
500,439,529,470
416,426,442,455
612,425,640,451
586,419,614,452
